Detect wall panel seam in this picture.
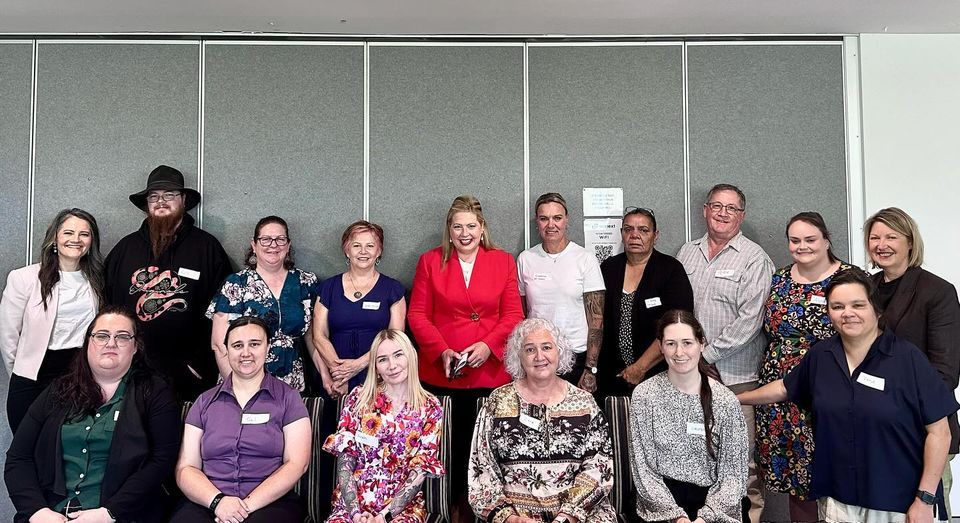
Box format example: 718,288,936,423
27,40,39,264
197,41,206,228
681,42,691,243
363,42,370,221
523,42,530,250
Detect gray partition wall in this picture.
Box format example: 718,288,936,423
687,43,848,266
528,44,687,254
0,42,32,283
33,42,200,251
0,40,32,523
368,44,525,287
202,43,364,278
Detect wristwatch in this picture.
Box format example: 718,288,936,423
380,509,394,522
917,489,936,506
587,365,598,375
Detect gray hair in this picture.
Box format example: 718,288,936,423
504,318,576,380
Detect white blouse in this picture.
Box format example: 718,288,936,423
48,271,96,351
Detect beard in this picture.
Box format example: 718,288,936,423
146,206,185,259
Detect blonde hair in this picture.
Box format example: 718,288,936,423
356,329,432,411
864,207,924,269
440,195,497,268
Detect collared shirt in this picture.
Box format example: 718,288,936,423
185,372,308,498
57,375,129,511
677,232,774,385
784,330,959,512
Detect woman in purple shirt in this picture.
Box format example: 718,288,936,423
173,316,312,522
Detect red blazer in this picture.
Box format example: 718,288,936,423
409,246,524,389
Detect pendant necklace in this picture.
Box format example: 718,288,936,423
348,272,365,299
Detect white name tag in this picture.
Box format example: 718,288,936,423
113,411,120,422
715,269,735,278
519,413,542,430
686,422,706,436
241,413,270,425
856,372,885,391
644,297,662,308
810,295,827,305
178,267,201,280
355,432,379,447
362,301,381,310
533,273,552,281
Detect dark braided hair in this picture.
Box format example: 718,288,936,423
657,308,717,460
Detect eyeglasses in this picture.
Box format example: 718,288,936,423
90,332,135,347
255,236,289,247
145,191,182,203
704,202,744,214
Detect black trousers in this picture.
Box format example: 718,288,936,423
422,384,492,502
558,351,587,387
649,478,750,523
6,348,79,433
169,493,302,522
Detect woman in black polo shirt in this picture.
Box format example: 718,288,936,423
739,269,958,523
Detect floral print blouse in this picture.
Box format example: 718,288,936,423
468,382,616,523
206,268,319,391
323,387,445,522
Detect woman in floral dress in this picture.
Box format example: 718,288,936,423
324,329,444,523
756,212,852,521
469,318,615,523
207,216,320,391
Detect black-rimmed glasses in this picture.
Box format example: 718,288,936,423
255,236,289,247
90,332,135,347
145,191,182,203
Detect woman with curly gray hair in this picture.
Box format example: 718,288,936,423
468,318,616,523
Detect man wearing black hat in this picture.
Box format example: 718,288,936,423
104,165,232,400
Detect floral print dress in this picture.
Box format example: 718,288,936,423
756,262,852,498
323,387,444,522
468,382,616,523
206,268,319,391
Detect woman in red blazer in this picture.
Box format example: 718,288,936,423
409,194,523,522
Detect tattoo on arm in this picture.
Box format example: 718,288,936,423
337,455,360,513
583,291,605,364
388,469,425,514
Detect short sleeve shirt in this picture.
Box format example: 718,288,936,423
784,330,959,512
185,372,308,498
517,242,605,353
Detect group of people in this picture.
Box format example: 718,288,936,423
0,164,958,523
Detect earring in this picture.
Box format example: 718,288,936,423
52,246,58,253
481,234,485,242
345,256,350,266
376,257,381,266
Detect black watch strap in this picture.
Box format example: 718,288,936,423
209,492,226,511
917,489,937,505
382,509,394,522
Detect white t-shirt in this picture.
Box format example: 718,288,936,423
517,242,605,353
49,270,96,350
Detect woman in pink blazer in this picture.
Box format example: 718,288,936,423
0,208,105,432
409,194,523,523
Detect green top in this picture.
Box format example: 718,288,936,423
55,374,129,512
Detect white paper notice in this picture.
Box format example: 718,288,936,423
583,188,624,217
584,218,623,263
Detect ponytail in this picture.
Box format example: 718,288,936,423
697,360,717,461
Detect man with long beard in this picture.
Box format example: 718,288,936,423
105,165,232,400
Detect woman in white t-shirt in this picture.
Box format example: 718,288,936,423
517,192,605,392
0,208,104,432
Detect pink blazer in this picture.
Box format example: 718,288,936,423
0,264,79,380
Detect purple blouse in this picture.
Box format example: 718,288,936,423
185,372,308,498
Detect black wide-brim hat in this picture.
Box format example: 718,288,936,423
129,165,202,211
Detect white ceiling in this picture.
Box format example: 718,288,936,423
1,0,959,36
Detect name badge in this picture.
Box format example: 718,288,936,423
856,372,885,391
241,413,270,425
519,413,542,430
644,297,662,308
362,301,381,310
810,295,827,305
715,269,735,278
533,273,552,281
355,432,379,447
178,267,201,280
113,411,120,422
686,422,706,436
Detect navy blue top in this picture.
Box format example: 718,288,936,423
784,329,959,512
318,273,406,390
